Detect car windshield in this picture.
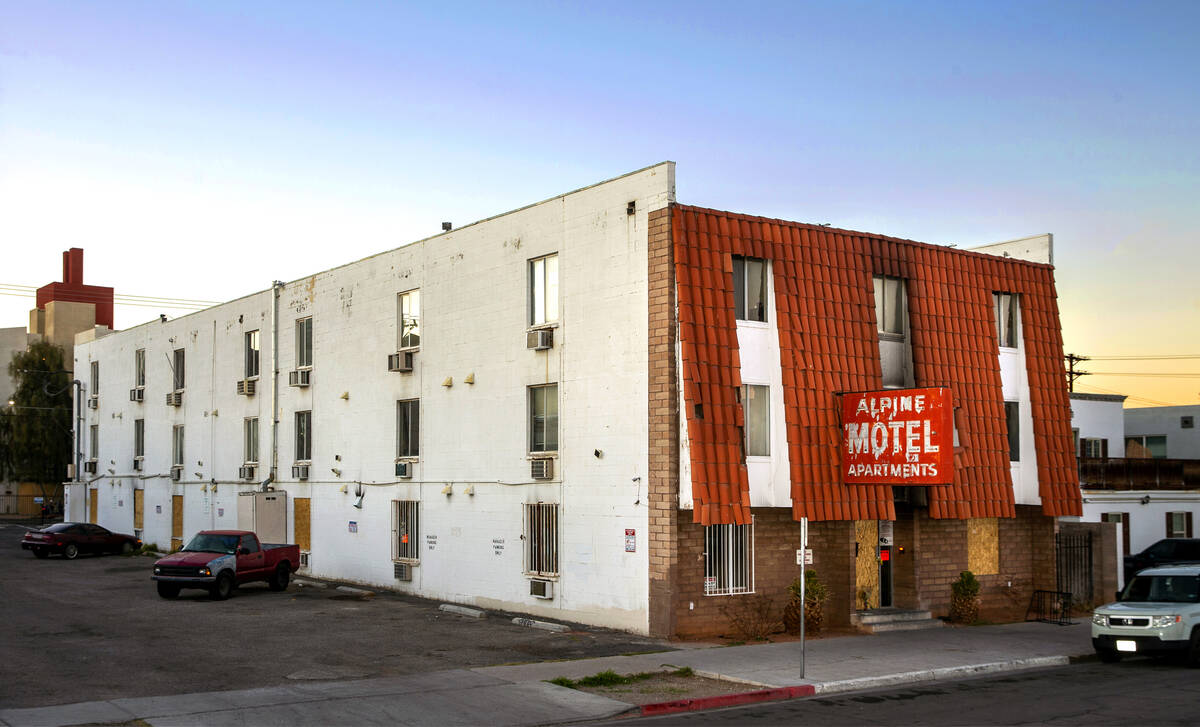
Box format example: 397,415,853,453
182,533,239,555
1120,575,1200,603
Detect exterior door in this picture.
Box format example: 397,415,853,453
878,521,895,608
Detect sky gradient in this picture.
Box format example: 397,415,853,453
1,1,1196,406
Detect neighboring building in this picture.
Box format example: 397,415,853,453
1125,405,1200,460
3,248,113,517
73,163,1095,637
1078,399,1200,582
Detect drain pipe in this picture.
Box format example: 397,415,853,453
270,281,284,488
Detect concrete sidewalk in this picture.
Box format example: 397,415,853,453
0,621,1095,727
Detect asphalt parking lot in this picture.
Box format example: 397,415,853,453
0,521,675,709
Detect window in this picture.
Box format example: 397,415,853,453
89,424,99,460
1004,402,1020,462
244,417,259,464
295,411,312,462
732,256,768,322
994,292,1019,348
1102,512,1131,556
704,520,754,595
172,425,184,466
529,254,559,326
1081,438,1108,458
134,349,146,388
244,330,260,378
90,361,99,395
396,399,419,458
741,384,770,457
1182,416,1194,430
528,384,558,453
873,276,907,336
240,533,260,553
392,500,420,561
1126,435,1167,459
295,317,313,368
524,503,559,576
398,290,420,348
172,349,185,391
134,419,144,459
1166,511,1193,539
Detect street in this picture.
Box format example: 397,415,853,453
0,521,672,709
605,660,1200,726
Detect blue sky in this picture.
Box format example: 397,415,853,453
1,1,1196,404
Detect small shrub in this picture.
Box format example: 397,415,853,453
719,594,779,641
548,677,575,688
784,570,830,635
949,570,981,624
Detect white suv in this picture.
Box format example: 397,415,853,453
1091,565,1200,665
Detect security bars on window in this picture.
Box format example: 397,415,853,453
393,500,420,561
524,503,559,576
704,520,754,596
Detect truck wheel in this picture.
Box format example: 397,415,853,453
121,541,135,555
1188,628,1200,668
33,548,48,559
1096,647,1122,663
63,543,79,560
210,572,235,600
268,564,290,591
157,582,181,599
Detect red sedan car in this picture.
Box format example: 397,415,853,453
21,522,142,559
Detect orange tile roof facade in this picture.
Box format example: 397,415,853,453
672,204,1081,526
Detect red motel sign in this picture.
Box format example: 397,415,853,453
841,387,954,485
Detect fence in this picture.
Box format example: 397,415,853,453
0,494,65,521
1055,531,1094,608
1079,456,1200,490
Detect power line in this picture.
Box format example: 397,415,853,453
0,282,221,305
1073,382,1176,407
1088,372,1200,379
0,291,208,310
1085,354,1200,361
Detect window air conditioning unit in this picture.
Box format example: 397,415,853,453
87,396,98,410
299,551,310,568
531,458,553,480
394,562,413,581
395,461,413,479
236,379,257,396
84,460,98,474
388,351,414,373
129,388,144,402
132,458,143,472
239,465,256,480
527,329,553,350
292,464,310,480
165,392,183,407
529,579,554,599
170,466,183,482
289,369,311,387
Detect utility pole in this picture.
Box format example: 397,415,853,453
1064,353,1089,392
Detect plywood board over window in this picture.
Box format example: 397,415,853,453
88,489,98,524
967,518,999,575
134,489,144,530
171,495,184,552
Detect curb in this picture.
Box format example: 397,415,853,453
639,685,815,716
810,655,1071,695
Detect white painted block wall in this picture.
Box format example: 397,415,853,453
75,163,675,633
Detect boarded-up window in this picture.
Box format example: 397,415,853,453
967,518,999,575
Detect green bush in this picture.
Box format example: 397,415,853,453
951,571,981,599
788,569,829,605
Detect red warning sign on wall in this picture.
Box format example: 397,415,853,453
841,387,954,485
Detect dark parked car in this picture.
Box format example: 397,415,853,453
21,522,142,560
1125,538,1200,582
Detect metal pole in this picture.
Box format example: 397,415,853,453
800,516,807,679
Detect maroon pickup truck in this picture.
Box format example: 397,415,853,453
152,530,299,600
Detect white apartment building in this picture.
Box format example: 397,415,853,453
71,163,675,632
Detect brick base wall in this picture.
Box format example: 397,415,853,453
667,504,1069,638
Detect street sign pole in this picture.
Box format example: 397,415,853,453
800,516,807,678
